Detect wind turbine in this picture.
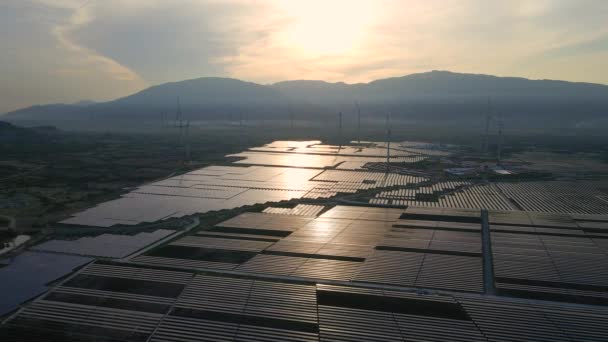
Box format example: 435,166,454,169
356,102,361,144
385,111,391,173
496,113,504,165
482,98,492,153
338,111,343,152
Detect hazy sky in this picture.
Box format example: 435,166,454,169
1,0,607,113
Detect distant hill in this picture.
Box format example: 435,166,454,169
73,100,97,106
4,71,608,129
113,77,283,106
272,70,608,103
0,121,42,141
0,121,28,132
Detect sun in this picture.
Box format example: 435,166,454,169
276,0,377,56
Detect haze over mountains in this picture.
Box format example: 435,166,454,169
4,71,608,131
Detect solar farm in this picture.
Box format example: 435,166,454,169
373,181,608,214
59,141,429,227
3,140,608,341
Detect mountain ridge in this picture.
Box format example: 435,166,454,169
4,71,608,126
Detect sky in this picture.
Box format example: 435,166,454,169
1,0,607,113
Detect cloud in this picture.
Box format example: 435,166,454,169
0,0,147,113
68,1,259,84
41,0,143,82
1,0,607,113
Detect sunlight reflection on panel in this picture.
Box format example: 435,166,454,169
60,141,435,227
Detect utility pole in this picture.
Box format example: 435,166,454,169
483,98,491,153
175,96,182,123
184,120,191,163
239,111,245,149
176,96,184,144
497,116,504,165
288,103,294,129
338,111,343,150
386,112,391,173
356,102,361,144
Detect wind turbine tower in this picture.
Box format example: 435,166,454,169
356,102,361,144
338,111,343,149
483,98,492,153
184,120,191,163
386,112,391,173
496,113,504,165
175,96,182,124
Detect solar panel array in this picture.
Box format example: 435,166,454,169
229,151,427,168
372,181,608,214
31,229,174,258
61,165,427,227
252,141,424,157
489,210,608,304
4,262,608,342
57,139,608,230
8,139,608,340
127,206,485,293
125,205,608,303
235,140,430,169
372,183,516,211
59,140,458,228
262,204,325,216
374,181,470,201
496,181,608,214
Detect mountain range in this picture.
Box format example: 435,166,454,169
4,71,608,129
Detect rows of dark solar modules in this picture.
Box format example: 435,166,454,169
490,209,608,240
381,227,481,255
490,210,577,227
492,235,608,303
374,181,608,215
372,183,515,211
354,250,484,292
5,261,608,341
128,207,486,292
314,168,427,196
31,229,174,258
5,300,163,342
1,263,193,341
172,236,274,251
458,295,608,342
497,182,608,215
60,157,430,227
154,275,320,342
316,284,487,342
131,255,238,270
489,210,608,304
238,254,362,281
